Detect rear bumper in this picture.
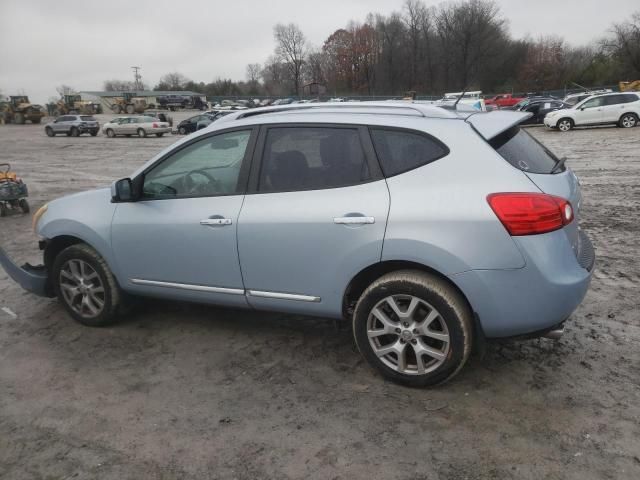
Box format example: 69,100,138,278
450,228,594,338
0,246,51,297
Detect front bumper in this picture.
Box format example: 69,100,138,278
544,117,557,128
0,246,52,297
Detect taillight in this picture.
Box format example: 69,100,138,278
152,123,158,128
487,193,574,236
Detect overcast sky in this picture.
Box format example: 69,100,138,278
0,0,635,103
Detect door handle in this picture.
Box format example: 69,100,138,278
334,216,375,225
200,218,232,226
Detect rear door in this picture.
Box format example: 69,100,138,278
237,124,389,318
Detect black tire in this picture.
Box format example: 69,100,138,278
31,117,42,124
111,105,121,114
14,113,25,125
70,127,80,137
126,105,135,114
353,270,473,387
45,127,54,137
618,113,638,128
18,199,30,213
52,244,121,327
137,128,146,138
178,126,187,135
557,118,574,132
90,130,98,136
155,133,164,137
106,129,115,138
0,203,7,217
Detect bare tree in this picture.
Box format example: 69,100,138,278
156,72,190,91
273,23,307,96
56,85,75,97
602,12,640,77
246,63,261,84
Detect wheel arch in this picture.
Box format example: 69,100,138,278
342,259,474,320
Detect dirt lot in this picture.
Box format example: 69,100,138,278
1,113,639,480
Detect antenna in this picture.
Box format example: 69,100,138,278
131,66,142,91
452,86,469,109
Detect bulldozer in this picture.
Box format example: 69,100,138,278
0,96,46,125
53,94,102,116
619,80,640,92
110,92,147,114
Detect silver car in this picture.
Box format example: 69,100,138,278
0,103,594,387
44,115,100,137
102,115,171,138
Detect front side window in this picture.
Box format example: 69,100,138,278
143,130,251,199
370,128,449,177
258,127,370,192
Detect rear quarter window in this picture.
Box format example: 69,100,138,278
490,127,560,174
369,128,449,177
80,116,96,121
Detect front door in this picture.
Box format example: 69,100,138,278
111,128,257,306
576,96,605,125
237,125,390,318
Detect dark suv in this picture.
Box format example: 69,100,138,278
44,115,100,137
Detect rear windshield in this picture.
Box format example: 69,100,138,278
490,127,562,174
80,116,96,121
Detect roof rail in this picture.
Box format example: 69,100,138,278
215,101,460,124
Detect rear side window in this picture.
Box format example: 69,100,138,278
80,116,95,121
259,127,370,192
369,129,449,177
490,127,560,174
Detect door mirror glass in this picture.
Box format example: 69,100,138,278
112,178,134,202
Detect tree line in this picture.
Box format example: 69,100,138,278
104,0,640,98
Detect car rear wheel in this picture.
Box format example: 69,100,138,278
18,199,30,213
155,133,164,137
106,129,115,138
45,127,54,137
353,270,472,387
90,131,98,136
557,118,574,132
619,113,638,128
137,128,146,138
52,244,121,327
178,126,187,135
70,127,80,137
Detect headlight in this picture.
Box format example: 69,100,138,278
32,204,48,232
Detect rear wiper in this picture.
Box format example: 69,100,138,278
551,156,567,174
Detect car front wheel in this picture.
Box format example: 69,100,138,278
137,128,146,138
353,271,472,387
52,244,121,327
106,129,115,138
557,118,574,132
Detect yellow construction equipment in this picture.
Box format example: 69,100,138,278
53,94,102,116
110,92,147,114
0,96,46,125
619,80,640,92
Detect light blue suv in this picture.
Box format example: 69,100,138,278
0,103,594,386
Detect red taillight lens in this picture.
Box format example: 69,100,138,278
487,193,574,236
152,123,158,128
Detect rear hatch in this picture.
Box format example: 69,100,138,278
80,115,99,127
467,112,582,255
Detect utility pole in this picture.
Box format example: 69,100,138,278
131,66,142,91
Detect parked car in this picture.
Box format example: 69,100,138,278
1,102,594,387
157,95,190,111
102,116,171,138
44,115,99,137
144,111,174,127
176,113,217,135
519,100,571,125
563,89,612,106
484,93,525,108
506,96,556,111
545,92,640,131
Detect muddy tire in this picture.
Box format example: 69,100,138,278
52,244,121,327
353,270,473,387
45,127,54,137
18,199,30,213
619,113,638,128
126,104,135,114
31,117,42,124
0,203,7,217
14,113,25,125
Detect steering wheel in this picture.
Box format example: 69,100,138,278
181,169,218,195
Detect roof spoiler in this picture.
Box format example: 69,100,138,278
465,110,532,140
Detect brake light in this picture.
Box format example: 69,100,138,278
487,193,574,236
152,123,158,128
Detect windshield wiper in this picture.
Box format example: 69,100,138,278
550,156,567,174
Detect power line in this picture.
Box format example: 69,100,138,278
131,66,142,91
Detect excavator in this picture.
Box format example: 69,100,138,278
619,80,640,92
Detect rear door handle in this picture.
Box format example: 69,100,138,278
334,216,375,225
200,218,232,226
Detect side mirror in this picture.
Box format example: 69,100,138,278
580,107,586,111
111,178,134,202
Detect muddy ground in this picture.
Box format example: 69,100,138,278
0,113,639,480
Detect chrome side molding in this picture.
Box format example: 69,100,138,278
130,278,244,295
246,290,321,303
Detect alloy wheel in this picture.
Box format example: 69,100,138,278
366,295,450,375
622,115,636,128
558,120,571,132
59,259,105,318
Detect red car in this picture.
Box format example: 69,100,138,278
485,93,525,108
